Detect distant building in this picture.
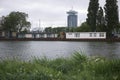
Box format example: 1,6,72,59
17,32,58,39
67,10,78,28
66,32,106,39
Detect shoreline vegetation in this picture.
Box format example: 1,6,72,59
0,52,120,80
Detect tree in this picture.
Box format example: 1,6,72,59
0,16,5,30
86,0,99,31
104,0,119,37
96,7,104,26
1,11,31,32
96,7,106,32
44,27,52,33
44,27,67,33
75,22,91,32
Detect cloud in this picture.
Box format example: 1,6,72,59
0,0,120,28
0,8,5,13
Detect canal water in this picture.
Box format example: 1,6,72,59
0,41,120,61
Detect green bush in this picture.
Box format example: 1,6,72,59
0,52,119,80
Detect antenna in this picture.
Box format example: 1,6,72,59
39,19,41,32
39,19,41,27
71,6,73,10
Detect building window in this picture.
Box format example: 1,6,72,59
75,33,80,37
0,32,2,36
47,34,51,38
99,33,104,37
94,33,97,37
41,34,44,38
68,33,72,35
90,33,92,37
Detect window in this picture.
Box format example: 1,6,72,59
47,34,49,38
90,33,92,37
68,33,72,35
41,34,44,38
94,33,97,37
99,33,104,37
0,32,2,36
75,33,80,37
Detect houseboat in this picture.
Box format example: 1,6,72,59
66,32,106,39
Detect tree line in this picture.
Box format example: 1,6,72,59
86,0,120,37
0,11,31,33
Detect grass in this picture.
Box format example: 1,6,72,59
0,52,120,80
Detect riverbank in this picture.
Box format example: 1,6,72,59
0,38,120,42
0,52,120,80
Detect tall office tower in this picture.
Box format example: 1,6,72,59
67,10,78,28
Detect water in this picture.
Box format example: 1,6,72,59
0,41,120,61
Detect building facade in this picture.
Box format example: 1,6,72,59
66,32,106,39
17,33,58,39
67,10,78,28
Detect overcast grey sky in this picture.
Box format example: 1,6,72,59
0,0,120,28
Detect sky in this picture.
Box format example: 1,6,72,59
0,0,120,29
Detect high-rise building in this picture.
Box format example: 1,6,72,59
67,10,78,28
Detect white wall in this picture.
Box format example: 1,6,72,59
2,32,5,37
54,34,58,38
66,32,106,39
19,33,58,38
36,34,40,38
25,34,33,38
47,34,58,38
44,34,47,38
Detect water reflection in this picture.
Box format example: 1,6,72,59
0,41,120,61
87,42,120,58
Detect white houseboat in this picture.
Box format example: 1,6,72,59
66,32,106,39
